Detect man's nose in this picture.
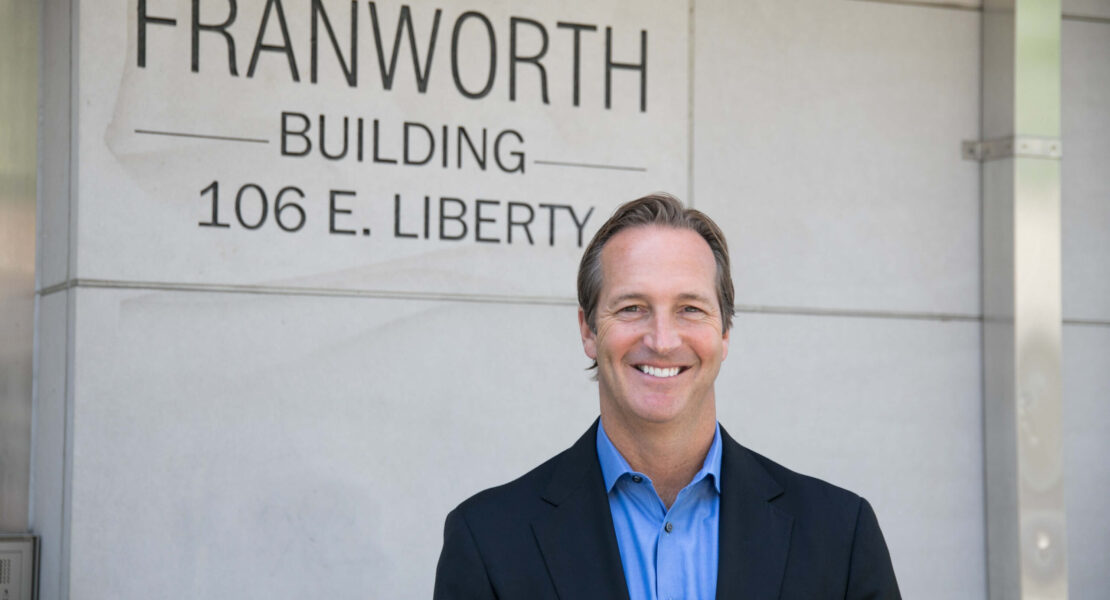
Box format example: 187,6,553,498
644,313,681,354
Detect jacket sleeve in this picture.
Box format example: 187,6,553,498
433,507,497,600
845,498,902,600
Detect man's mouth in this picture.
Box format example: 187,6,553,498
636,365,686,378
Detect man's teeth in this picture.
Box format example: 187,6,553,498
638,365,681,378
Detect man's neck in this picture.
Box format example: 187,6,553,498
599,411,717,509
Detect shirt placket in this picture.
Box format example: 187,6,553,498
655,485,696,600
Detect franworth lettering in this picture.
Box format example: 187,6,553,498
137,0,649,110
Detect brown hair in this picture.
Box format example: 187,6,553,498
577,193,735,333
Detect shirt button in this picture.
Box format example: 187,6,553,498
631,475,643,483
664,522,674,533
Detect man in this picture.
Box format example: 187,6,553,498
434,194,900,599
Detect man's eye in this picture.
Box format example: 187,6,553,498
683,306,703,313
620,305,641,313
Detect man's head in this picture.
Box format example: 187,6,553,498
577,194,735,335
576,194,734,431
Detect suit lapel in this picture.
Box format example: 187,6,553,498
716,427,794,600
531,421,630,600
531,423,792,599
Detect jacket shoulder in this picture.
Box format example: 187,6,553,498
450,422,600,525
736,447,901,598
450,447,565,524
436,437,587,593
740,443,867,528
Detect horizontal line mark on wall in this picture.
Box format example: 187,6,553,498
1063,13,1110,25
1062,318,1110,328
32,278,1030,323
37,281,70,296
134,129,269,144
847,0,1110,23
37,278,579,307
40,280,1110,326
533,159,647,172
736,304,981,322
845,0,981,13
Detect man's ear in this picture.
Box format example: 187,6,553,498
721,325,730,361
578,308,597,360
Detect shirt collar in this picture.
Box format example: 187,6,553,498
596,419,723,494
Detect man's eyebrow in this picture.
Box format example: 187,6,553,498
608,293,648,305
607,292,716,305
676,292,715,304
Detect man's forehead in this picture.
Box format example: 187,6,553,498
597,227,719,299
600,225,714,258
599,227,715,268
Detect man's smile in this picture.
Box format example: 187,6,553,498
634,364,689,378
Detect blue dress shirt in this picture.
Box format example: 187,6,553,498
596,421,722,600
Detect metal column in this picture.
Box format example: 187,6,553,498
0,0,39,533
978,0,1068,598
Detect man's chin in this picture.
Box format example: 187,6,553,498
616,397,694,428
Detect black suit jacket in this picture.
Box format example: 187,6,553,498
434,421,900,599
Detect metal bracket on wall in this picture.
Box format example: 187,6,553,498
962,136,1063,161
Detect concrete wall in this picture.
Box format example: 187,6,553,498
29,0,1109,598
695,1,984,596
1061,5,1110,598
35,1,686,597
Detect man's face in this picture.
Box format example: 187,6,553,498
579,225,729,431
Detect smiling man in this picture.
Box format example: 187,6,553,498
434,194,901,599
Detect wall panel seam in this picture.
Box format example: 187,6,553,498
61,0,77,595
1062,14,1110,25
1061,319,1110,328
845,0,982,13
37,278,581,307
734,304,981,322
846,0,1110,23
686,0,696,206
32,278,1004,323
60,289,74,600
